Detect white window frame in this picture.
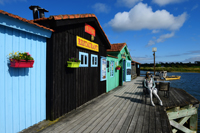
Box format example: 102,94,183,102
91,54,98,67
79,51,88,67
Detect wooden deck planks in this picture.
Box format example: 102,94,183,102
61,84,136,132
98,87,141,133
118,89,143,133
37,76,199,133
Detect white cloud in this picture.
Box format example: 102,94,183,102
116,0,143,8
156,32,174,43
147,32,175,46
191,4,198,11
0,0,26,5
152,29,159,33
152,0,187,6
183,56,200,63
147,40,156,46
92,3,110,13
132,56,152,62
108,3,187,31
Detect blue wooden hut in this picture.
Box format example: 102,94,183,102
0,10,52,133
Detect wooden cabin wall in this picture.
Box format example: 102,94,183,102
46,22,107,120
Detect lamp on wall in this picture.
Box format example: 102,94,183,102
152,47,157,76
91,35,94,41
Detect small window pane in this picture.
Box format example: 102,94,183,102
95,57,97,65
92,57,94,65
81,55,84,64
91,54,98,67
85,56,87,64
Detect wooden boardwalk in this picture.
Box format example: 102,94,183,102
36,76,175,133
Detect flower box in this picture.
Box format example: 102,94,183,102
67,61,80,68
116,65,121,70
10,59,34,68
116,67,121,70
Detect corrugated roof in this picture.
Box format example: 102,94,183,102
107,43,126,52
0,10,54,32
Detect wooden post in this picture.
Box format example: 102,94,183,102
167,106,198,133
190,114,198,131
153,52,155,76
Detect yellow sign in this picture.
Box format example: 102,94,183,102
77,36,99,52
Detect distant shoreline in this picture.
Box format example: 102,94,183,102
140,67,200,73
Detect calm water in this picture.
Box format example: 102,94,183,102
141,71,200,131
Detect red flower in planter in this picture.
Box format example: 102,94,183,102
9,51,34,68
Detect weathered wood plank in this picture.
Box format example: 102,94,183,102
40,85,130,133
126,97,143,132
167,106,197,120
155,106,162,133
159,106,172,133
172,116,190,133
190,114,198,131
60,82,138,132
104,88,141,133
134,99,146,133
119,88,143,133
84,84,139,133
141,102,150,133
170,120,195,133
149,105,156,133
98,86,140,133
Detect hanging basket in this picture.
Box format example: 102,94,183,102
10,59,34,68
67,61,80,68
116,67,121,70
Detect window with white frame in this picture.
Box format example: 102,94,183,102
79,52,88,67
91,54,98,67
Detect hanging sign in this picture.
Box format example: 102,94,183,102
121,54,126,59
127,69,131,75
101,58,107,80
85,23,95,36
77,36,99,52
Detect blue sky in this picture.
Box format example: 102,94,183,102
1,0,200,64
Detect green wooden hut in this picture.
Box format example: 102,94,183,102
107,43,132,89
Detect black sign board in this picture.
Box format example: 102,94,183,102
107,61,109,68
127,69,131,75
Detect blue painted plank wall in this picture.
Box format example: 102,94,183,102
0,25,47,133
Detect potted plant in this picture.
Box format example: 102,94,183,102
116,65,121,70
9,51,34,68
67,57,81,68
